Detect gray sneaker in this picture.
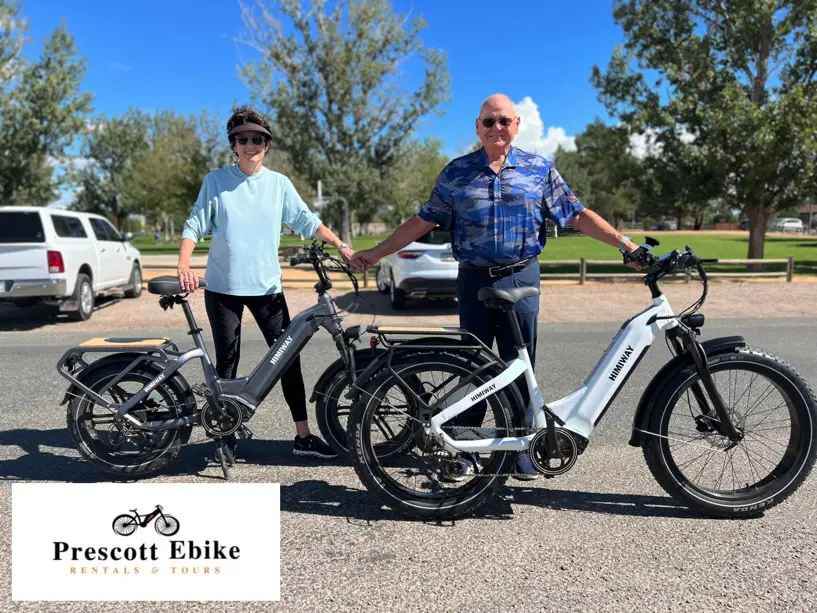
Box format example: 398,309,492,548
513,451,540,481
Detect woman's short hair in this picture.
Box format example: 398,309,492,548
226,106,272,146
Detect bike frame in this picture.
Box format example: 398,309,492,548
133,506,163,527
426,294,680,455
110,293,346,432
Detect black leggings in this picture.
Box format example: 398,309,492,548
204,290,307,423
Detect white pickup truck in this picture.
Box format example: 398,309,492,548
0,206,143,321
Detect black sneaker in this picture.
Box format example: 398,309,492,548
293,434,338,459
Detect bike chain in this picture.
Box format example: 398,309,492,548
413,425,550,479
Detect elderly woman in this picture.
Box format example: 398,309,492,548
177,105,353,459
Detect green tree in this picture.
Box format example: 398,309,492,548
592,0,817,258
71,110,150,228
381,138,449,228
0,2,92,205
239,0,451,243
123,112,215,237
553,120,643,229
637,133,721,230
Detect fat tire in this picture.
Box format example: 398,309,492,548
642,347,817,518
348,353,523,520
67,362,196,478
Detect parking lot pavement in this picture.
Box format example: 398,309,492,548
1,318,816,611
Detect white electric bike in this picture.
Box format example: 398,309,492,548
347,240,817,520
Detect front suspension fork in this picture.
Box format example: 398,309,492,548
675,336,742,442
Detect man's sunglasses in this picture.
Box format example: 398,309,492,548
235,135,266,146
480,116,516,128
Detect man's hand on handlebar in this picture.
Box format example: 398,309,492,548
621,242,649,271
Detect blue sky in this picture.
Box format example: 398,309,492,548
24,0,625,181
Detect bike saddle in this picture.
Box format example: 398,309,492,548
129,509,138,512
148,275,207,295
477,286,540,304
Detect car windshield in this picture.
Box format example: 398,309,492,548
0,212,45,243
416,229,450,245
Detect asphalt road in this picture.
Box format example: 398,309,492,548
1,317,816,612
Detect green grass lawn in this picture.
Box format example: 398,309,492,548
133,231,817,275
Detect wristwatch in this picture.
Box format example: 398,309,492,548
617,235,631,252
337,242,349,252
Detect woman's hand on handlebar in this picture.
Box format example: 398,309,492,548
178,266,199,293
338,245,355,262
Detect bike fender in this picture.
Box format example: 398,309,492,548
342,337,496,402
309,347,387,403
628,335,746,447
60,352,190,405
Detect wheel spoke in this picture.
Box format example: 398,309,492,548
661,359,803,498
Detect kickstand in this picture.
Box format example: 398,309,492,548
213,439,235,480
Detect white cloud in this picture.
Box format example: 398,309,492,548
513,96,577,159
628,126,696,159
108,61,131,72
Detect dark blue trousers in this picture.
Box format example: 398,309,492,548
453,259,540,428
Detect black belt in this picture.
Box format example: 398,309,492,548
459,257,535,278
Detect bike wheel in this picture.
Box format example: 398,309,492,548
317,365,426,459
67,362,195,478
155,514,180,536
112,514,137,536
643,348,817,517
348,353,523,521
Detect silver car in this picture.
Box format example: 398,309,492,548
375,227,457,309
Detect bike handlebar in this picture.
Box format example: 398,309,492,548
622,237,708,312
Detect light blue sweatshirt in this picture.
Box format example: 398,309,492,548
181,165,321,295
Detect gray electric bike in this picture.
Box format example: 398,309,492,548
58,242,366,479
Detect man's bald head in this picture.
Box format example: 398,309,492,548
476,93,520,154
479,94,516,116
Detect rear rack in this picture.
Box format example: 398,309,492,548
367,324,483,350
56,337,181,408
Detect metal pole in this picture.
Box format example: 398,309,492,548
579,257,586,285
787,257,794,282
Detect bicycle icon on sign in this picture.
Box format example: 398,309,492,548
112,504,180,536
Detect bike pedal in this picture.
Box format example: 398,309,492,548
237,425,253,440
191,384,210,398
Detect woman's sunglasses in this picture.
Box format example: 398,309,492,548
480,116,516,128
235,135,266,146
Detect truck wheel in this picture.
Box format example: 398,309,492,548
124,264,142,298
68,274,94,321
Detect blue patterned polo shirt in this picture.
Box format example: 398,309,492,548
418,146,585,267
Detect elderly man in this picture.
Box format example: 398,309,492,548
351,93,639,479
